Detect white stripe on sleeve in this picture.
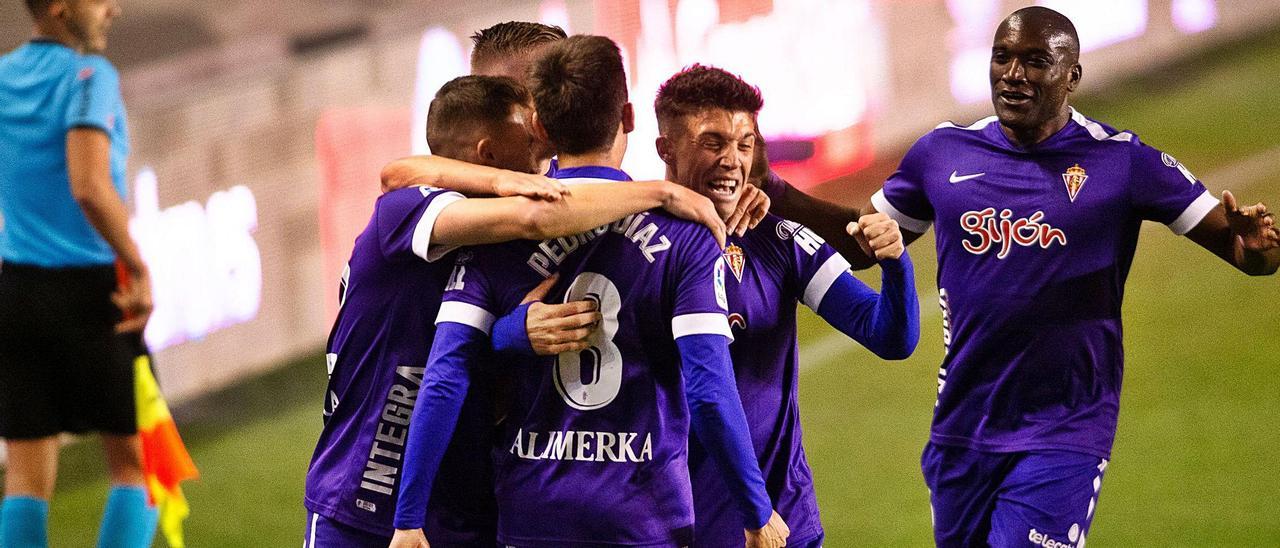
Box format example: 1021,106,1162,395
872,189,932,234
411,191,466,262
802,253,853,310
435,301,496,335
671,313,733,341
1168,191,1218,235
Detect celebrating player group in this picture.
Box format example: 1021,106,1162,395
303,7,1280,548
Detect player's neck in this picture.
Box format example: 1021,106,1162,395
556,147,625,170
32,26,83,52
556,129,628,170
1000,109,1071,149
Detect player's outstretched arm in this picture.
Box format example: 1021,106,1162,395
677,334,781,536
432,182,727,248
67,128,152,333
381,154,568,201
393,322,485,533
797,214,920,360
758,170,872,266
1185,190,1280,276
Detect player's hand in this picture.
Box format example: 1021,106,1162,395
847,212,904,261
112,263,153,333
1223,190,1280,264
726,184,770,237
658,182,728,248
492,171,570,202
744,510,790,548
389,528,430,548
521,274,601,356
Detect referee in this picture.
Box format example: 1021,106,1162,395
0,1,157,547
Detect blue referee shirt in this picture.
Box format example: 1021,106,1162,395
0,39,130,267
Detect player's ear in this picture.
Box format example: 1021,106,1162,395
475,137,495,164
1068,63,1083,92
531,110,550,144
621,103,635,134
655,135,674,167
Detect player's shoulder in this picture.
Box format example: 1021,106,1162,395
900,116,1002,161
380,185,462,205
72,53,120,83
749,213,808,244
638,208,721,251
738,213,815,259
930,115,1001,135
1064,109,1141,149
924,115,1002,143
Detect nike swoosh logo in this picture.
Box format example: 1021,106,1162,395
949,171,985,184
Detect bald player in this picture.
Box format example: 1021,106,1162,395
864,7,1280,546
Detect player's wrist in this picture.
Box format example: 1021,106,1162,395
648,181,679,208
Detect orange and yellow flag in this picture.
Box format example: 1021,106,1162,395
135,354,199,548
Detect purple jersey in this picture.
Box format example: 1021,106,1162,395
689,215,848,546
437,166,733,547
305,187,496,540
873,108,1217,458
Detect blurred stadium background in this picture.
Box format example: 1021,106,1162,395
1,0,1278,545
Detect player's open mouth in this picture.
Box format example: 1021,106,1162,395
998,90,1032,106
707,179,738,197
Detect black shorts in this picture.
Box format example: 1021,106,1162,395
0,262,137,439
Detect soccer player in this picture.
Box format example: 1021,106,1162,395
864,7,1280,546
392,35,788,548
653,65,921,548
0,1,157,547
303,75,726,547
382,21,567,192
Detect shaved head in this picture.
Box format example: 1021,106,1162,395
1001,6,1081,63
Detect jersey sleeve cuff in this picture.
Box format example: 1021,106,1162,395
802,253,853,310
435,301,496,335
871,189,932,234
411,191,466,262
671,313,733,341
1167,190,1218,235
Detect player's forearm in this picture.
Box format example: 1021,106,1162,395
816,254,920,360
394,322,481,529
66,129,146,274
525,181,672,239
381,155,503,196
766,173,872,268
676,335,773,529
1186,211,1280,276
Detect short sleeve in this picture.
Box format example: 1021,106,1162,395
776,220,852,310
872,136,935,234
376,186,465,262
1129,141,1217,235
64,56,121,133
435,246,501,335
670,227,733,341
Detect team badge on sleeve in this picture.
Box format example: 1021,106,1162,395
714,257,728,310
1162,152,1199,184
1062,164,1088,202
722,243,746,282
